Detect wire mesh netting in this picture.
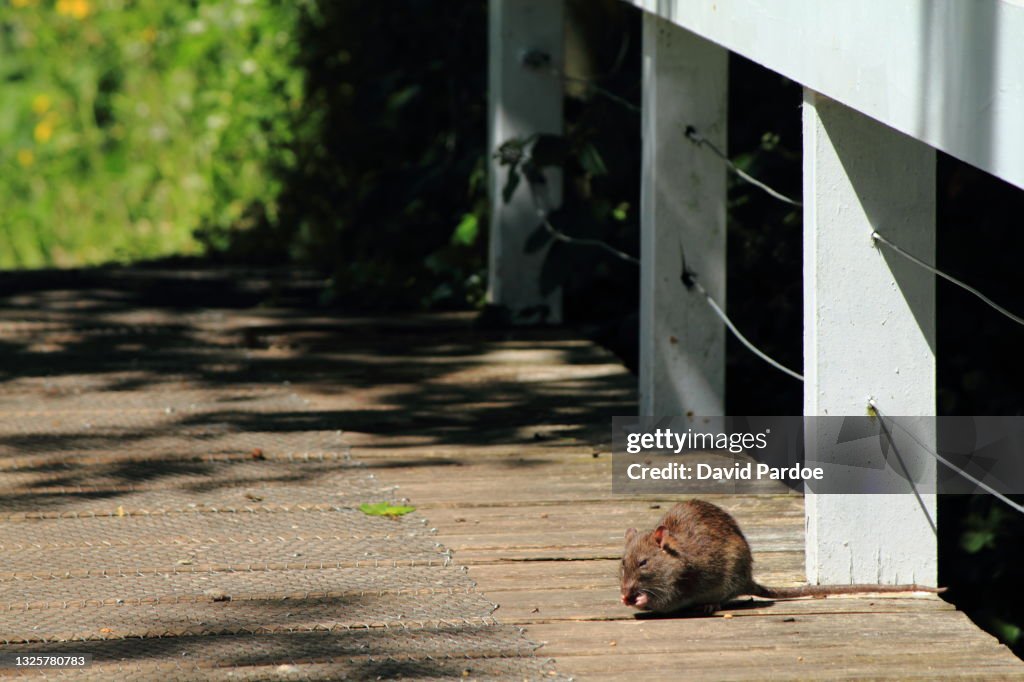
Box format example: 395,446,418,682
0,626,560,680
0,272,563,680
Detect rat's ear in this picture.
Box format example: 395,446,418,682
653,525,670,548
625,527,637,541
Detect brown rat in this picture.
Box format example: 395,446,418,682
620,499,942,614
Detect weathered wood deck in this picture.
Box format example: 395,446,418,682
0,269,1020,679
310,318,1024,680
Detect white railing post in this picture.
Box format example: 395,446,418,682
487,0,565,324
639,15,728,417
803,90,938,586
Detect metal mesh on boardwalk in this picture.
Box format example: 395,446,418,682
0,274,561,680
1,627,560,680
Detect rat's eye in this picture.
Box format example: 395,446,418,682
638,559,648,568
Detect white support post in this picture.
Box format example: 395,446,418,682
803,90,937,586
487,0,564,324
639,14,728,417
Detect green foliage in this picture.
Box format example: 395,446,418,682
991,618,1022,650
225,0,492,310
577,141,608,177
960,504,1004,554
0,1,488,310
451,213,479,248
495,124,639,313
945,495,1024,656
0,0,304,268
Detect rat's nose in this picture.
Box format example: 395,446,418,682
622,591,647,608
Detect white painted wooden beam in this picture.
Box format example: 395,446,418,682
803,90,937,586
487,0,564,324
639,14,727,417
626,0,1024,192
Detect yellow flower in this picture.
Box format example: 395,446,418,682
34,118,54,143
56,0,91,19
31,94,51,115
141,26,157,44
16,149,34,167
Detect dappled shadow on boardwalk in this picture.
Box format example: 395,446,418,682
0,266,634,469
0,626,553,679
0,265,625,677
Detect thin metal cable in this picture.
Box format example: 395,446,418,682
868,400,1024,516
525,56,803,209
552,71,642,113
524,153,802,383
872,231,1024,328
526,177,640,265
691,279,804,381
870,406,938,534
684,127,803,207
536,209,640,265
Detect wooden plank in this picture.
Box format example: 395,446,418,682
427,499,804,519
542,653,1019,682
439,534,803,561
455,548,802,567
492,588,954,624
528,621,1011,658
420,509,804,538
424,515,804,543
531,615,1006,653
525,616,1022,679
422,496,805,517
454,546,623,564
389,467,787,491
471,560,622,591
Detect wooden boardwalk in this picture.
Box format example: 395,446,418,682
0,269,1019,679
310,316,1024,680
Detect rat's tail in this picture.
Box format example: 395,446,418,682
749,582,946,599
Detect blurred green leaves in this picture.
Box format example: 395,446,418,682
577,141,608,177
0,0,304,268
494,129,637,308
451,213,479,247
0,1,492,311
959,500,1013,556
237,1,491,311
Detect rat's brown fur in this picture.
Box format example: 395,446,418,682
620,500,942,614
